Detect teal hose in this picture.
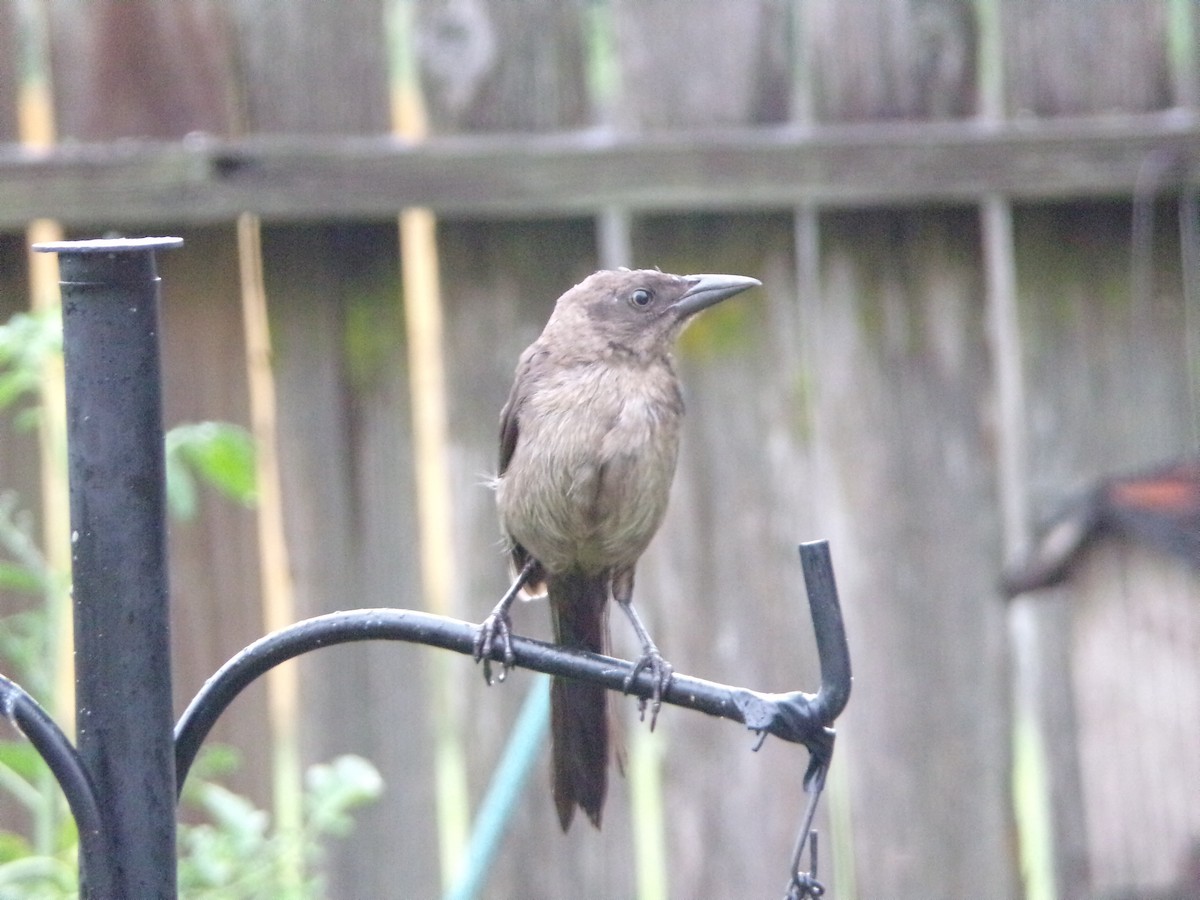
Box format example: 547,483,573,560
445,673,551,900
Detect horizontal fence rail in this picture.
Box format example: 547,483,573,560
1,112,1198,227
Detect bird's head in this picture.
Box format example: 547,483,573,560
544,268,761,359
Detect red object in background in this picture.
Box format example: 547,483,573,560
1003,460,1200,596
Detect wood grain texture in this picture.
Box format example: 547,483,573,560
806,0,977,121
1013,200,1199,899
157,227,273,810
1004,0,1170,116
611,0,791,129
416,0,590,133
814,208,1017,897
0,3,19,144
5,113,1200,226
1067,541,1200,896
47,0,235,139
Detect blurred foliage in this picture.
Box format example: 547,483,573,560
0,306,378,896
176,750,383,899
166,421,257,521
0,309,61,431
0,743,382,900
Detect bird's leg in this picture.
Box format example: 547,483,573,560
612,569,674,729
474,558,536,685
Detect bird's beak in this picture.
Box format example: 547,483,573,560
672,274,761,318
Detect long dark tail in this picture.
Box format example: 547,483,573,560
548,571,609,830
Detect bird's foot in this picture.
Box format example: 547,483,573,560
473,610,515,685
624,647,674,730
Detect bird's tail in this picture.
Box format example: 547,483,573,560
548,571,609,830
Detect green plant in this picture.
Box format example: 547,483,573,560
0,743,383,900
0,305,382,896
178,748,384,900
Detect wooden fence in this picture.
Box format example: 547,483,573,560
2,1,1199,898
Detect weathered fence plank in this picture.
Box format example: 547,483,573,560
1004,0,1170,116
3,113,1199,226
46,0,234,140
611,0,791,129
40,0,274,810
225,2,437,897
1067,541,1200,896
0,3,19,145
1013,200,1199,899
812,208,1018,897
416,0,590,133
156,226,275,812
806,0,977,121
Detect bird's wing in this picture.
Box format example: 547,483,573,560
498,346,547,476
498,347,552,596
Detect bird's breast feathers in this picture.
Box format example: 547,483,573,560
497,360,682,572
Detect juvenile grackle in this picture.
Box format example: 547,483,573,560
474,268,761,830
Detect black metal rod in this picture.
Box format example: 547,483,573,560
0,675,114,897
176,541,852,793
37,236,183,899
798,540,852,725
175,609,773,790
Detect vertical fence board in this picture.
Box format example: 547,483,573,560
1003,0,1169,116
814,209,1017,897
0,3,19,144
157,228,273,809
611,0,791,130
47,0,234,139
1014,200,1199,898
1068,542,1200,896
805,0,977,122
229,0,388,135
256,222,436,899
416,0,590,133
803,5,1018,894
227,3,432,894
412,3,628,897
1017,204,1192,492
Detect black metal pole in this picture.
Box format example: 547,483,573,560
36,236,183,899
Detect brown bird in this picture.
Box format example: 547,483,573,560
473,268,761,830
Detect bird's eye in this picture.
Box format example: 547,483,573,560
630,289,652,307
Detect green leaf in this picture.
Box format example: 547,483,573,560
0,742,47,800
164,422,257,521
0,310,62,417
0,562,44,594
305,755,384,838
164,447,198,521
0,832,33,866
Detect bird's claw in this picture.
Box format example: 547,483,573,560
473,612,515,685
624,648,674,730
